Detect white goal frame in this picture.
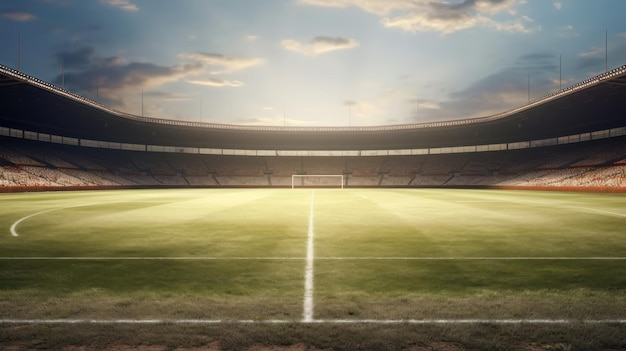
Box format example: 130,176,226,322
291,175,344,189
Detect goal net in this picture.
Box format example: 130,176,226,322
291,175,344,189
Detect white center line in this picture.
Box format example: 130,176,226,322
303,191,315,323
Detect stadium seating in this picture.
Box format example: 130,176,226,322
2,135,626,190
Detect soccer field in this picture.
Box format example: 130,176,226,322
1,188,626,349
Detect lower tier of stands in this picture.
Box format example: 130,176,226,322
2,136,626,190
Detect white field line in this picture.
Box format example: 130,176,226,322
9,201,156,237
502,199,626,219
316,256,626,260
10,208,60,237
303,191,315,323
570,206,626,218
2,256,626,260
1,318,625,325
452,196,626,219
0,257,307,260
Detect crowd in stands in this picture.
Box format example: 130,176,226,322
2,135,626,190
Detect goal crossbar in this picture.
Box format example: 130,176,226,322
291,175,344,189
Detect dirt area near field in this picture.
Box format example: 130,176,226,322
2,323,625,351
1,344,331,351
0,342,473,351
1,342,599,351
4,341,626,351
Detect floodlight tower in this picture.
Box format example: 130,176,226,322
527,72,530,103
344,100,356,127
349,104,352,126
17,30,21,72
559,54,562,91
606,29,608,72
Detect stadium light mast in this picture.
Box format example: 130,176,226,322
17,30,21,71
344,100,356,127
527,72,530,103
605,29,608,72
559,55,562,91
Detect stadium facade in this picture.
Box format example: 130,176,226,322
1,63,626,191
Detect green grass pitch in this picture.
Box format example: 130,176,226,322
1,188,626,349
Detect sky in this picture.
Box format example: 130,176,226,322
1,0,625,127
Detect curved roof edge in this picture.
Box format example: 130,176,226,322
2,63,626,132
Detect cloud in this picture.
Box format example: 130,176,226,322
236,116,316,126
41,0,72,4
578,47,603,58
281,36,359,56
179,52,265,74
2,12,37,21
298,0,537,34
143,91,192,102
56,47,96,69
51,46,265,116
297,0,409,15
412,53,560,122
52,46,204,110
557,25,578,36
65,60,203,103
187,78,245,87
576,33,626,73
577,45,606,72
100,0,139,12
409,98,441,110
553,1,562,10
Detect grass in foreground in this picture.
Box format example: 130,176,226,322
1,188,625,350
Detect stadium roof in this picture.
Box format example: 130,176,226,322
1,63,626,150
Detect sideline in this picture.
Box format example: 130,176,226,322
2,256,625,260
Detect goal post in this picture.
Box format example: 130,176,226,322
291,175,344,189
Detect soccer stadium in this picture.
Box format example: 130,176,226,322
2,59,626,350
2,1,626,349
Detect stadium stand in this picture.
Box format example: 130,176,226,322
0,145,45,167
3,135,626,189
2,63,626,192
